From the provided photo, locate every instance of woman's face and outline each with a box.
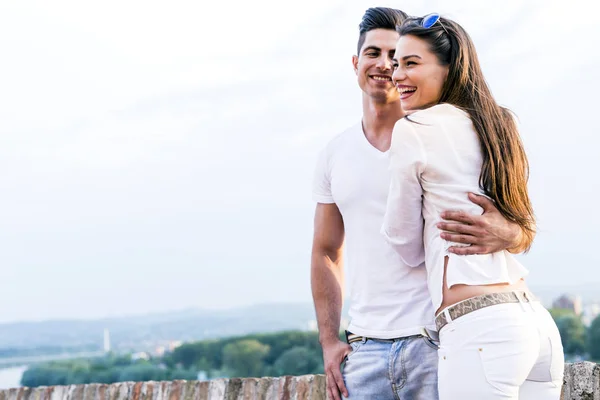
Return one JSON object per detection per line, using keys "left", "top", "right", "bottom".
{"left": 391, "top": 34, "right": 449, "bottom": 111}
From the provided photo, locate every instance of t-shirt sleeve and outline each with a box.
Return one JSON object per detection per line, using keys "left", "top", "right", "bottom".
{"left": 381, "top": 118, "right": 427, "bottom": 267}
{"left": 312, "top": 145, "right": 335, "bottom": 204}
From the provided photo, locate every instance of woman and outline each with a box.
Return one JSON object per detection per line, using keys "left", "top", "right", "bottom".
{"left": 381, "top": 14, "right": 564, "bottom": 399}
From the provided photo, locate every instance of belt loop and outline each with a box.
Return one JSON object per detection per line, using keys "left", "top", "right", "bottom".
{"left": 514, "top": 290, "right": 528, "bottom": 312}
{"left": 523, "top": 291, "right": 536, "bottom": 312}
{"left": 443, "top": 309, "right": 453, "bottom": 325}
{"left": 361, "top": 336, "right": 367, "bottom": 344}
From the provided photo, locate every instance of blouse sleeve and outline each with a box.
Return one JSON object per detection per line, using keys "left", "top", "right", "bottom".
{"left": 381, "top": 118, "right": 428, "bottom": 267}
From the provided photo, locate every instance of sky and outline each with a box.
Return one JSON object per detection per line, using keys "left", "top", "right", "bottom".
{"left": 1, "top": 0, "right": 599, "bottom": 323}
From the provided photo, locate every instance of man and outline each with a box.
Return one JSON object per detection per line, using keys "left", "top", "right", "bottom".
{"left": 311, "top": 7, "right": 530, "bottom": 400}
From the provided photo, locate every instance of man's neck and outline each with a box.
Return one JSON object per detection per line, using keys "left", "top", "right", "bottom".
{"left": 361, "top": 95, "right": 405, "bottom": 152}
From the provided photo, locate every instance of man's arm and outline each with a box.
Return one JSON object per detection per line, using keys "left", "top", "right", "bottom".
{"left": 436, "top": 193, "right": 533, "bottom": 255}
{"left": 311, "top": 202, "right": 351, "bottom": 400}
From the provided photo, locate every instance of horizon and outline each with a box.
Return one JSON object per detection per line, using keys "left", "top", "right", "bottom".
{"left": 2, "top": 280, "right": 600, "bottom": 325}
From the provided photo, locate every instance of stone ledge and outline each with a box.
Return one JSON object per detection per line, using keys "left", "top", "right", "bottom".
{"left": 562, "top": 361, "right": 600, "bottom": 400}
{"left": 0, "top": 375, "right": 326, "bottom": 400}
{"left": 0, "top": 362, "right": 597, "bottom": 400}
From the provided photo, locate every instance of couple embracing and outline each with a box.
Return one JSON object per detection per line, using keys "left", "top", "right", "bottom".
{"left": 311, "top": 7, "right": 564, "bottom": 400}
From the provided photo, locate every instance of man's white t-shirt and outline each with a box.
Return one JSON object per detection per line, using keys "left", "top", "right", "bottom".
{"left": 313, "top": 122, "right": 435, "bottom": 339}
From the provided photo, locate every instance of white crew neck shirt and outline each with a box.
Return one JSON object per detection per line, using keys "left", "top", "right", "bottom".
{"left": 381, "top": 104, "right": 529, "bottom": 312}
{"left": 313, "top": 122, "right": 435, "bottom": 339}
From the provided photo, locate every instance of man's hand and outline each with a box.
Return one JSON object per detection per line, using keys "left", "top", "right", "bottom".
{"left": 322, "top": 339, "right": 352, "bottom": 400}
{"left": 436, "top": 193, "right": 523, "bottom": 255}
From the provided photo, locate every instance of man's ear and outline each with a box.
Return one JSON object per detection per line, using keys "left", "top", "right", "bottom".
{"left": 352, "top": 55, "right": 359, "bottom": 75}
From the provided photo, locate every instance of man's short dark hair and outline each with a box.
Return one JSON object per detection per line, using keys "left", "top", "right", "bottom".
{"left": 357, "top": 7, "right": 409, "bottom": 54}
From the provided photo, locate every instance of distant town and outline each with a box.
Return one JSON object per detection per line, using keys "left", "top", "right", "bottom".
{"left": 552, "top": 294, "right": 600, "bottom": 327}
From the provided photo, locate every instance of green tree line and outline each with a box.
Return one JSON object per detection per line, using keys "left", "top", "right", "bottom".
{"left": 20, "top": 312, "right": 600, "bottom": 387}
{"left": 20, "top": 354, "right": 198, "bottom": 387}
{"left": 21, "top": 331, "right": 325, "bottom": 387}
{"left": 164, "top": 330, "right": 324, "bottom": 378}
{"left": 550, "top": 308, "right": 600, "bottom": 361}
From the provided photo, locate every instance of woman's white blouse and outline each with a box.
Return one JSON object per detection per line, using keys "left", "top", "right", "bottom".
{"left": 381, "top": 104, "right": 529, "bottom": 312}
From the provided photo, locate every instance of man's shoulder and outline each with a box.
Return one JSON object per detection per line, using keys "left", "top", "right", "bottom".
{"left": 322, "top": 122, "right": 362, "bottom": 153}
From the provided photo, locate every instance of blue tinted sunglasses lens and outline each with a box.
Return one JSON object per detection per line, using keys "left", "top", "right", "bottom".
{"left": 422, "top": 13, "right": 440, "bottom": 29}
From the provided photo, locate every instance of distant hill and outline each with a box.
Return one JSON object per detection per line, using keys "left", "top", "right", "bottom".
{"left": 0, "top": 303, "right": 320, "bottom": 354}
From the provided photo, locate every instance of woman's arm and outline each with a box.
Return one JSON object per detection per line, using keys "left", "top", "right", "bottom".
{"left": 381, "top": 120, "right": 427, "bottom": 267}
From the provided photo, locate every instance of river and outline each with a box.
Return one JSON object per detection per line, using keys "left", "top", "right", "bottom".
{"left": 0, "top": 366, "right": 27, "bottom": 390}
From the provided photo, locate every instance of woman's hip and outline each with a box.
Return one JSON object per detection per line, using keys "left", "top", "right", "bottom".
{"left": 437, "top": 300, "right": 564, "bottom": 398}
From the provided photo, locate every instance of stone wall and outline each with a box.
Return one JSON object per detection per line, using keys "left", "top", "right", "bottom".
{"left": 0, "top": 362, "right": 597, "bottom": 400}
{"left": 562, "top": 362, "right": 600, "bottom": 400}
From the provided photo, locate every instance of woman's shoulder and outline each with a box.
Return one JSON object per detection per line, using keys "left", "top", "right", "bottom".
{"left": 407, "top": 103, "right": 468, "bottom": 121}
{"left": 394, "top": 104, "right": 473, "bottom": 144}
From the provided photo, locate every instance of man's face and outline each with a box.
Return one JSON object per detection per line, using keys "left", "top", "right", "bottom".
{"left": 352, "top": 29, "right": 400, "bottom": 103}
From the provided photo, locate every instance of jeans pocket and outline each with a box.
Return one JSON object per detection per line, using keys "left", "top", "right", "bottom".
{"left": 438, "top": 348, "right": 498, "bottom": 399}
{"left": 477, "top": 348, "right": 511, "bottom": 395}
{"left": 548, "top": 332, "right": 565, "bottom": 385}
{"left": 421, "top": 335, "right": 440, "bottom": 350}
{"left": 477, "top": 344, "right": 538, "bottom": 396}
{"left": 346, "top": 340, "right": 366, "bottom": 361}
{"left": 537, "top": 306, "right": 565, "bottom": 386}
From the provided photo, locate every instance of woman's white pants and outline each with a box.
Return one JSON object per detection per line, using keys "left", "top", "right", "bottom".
{"left": 438, "top": 301, "right": 564, "bottom": 399}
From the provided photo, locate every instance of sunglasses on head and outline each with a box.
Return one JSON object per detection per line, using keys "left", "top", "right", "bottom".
{"left": 421, "top": 13, "right": 441, "bottom": 28}
{"left": 420, "top": 13, "right": 449, "bottom": 35}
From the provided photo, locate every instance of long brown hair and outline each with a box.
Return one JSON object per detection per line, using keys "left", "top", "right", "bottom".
{"left": 398, "top": 16, "right": 536, "bottom": 250}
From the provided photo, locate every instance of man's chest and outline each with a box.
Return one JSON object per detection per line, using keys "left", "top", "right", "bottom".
{"left": 329, "top": 151, "right": 390, "bottom": 212}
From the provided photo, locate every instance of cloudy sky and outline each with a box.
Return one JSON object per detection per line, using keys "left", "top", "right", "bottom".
{"left": 0, "top": 0, "right": 598, "bottom": 323}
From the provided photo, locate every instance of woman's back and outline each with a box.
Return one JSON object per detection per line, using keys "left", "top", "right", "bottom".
{"left": 382, "top": 103, "right": 529, "bottom": 313}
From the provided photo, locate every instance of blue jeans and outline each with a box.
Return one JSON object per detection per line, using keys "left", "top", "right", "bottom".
{"left": 342, "top": 335, "right": 439, "bottom": 399}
